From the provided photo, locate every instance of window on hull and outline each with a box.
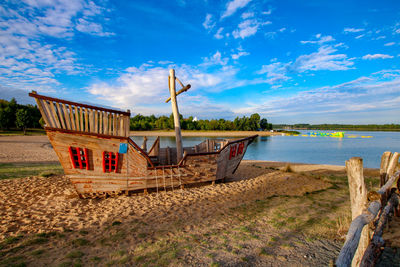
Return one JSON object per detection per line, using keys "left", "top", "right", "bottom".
{"left": 102, "top": 151, "right": 119, "bottom": 173}
{"left": 69, "top": 147, "right": 89, "bottom": 170}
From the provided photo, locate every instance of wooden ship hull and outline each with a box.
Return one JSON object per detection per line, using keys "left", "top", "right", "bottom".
{"left": 30, "top": 91, "right": 257, "bottom": 197}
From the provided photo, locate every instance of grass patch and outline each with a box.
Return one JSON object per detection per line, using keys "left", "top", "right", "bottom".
{"left": 90, "top": 256, "right": 102, "bottom": 262}
{"left": 79, "top": 230, "right": 89, "bottom": 235}
{"left": 0, "top": 129, "right": 45, "bottom": 136}
{"left": 66, "top": 250, "right": 84, "bottom": 259}
{"left": 31, "top": 249, "right": 45, "bottom": 256}
{"left": 23, "top": 237, "right": 49, "bottom": 246}
{"left": 0, "top": 255, "right": 26, "bottom": 267}
{"left": 282, "top": 163, "right": 294, "bottom": 172}
{"left": 71, "top": 238, "right": 90, "bottom": 247}
{"left": 0, "top": 163, "right": 63, "bottom": 180}
{"left": 3, "top": 235, "right": 23, "bottom": 245}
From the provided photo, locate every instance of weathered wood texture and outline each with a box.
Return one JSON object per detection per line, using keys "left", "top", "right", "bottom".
{"left": 30, "top": 91, "right": 131, "bottom": 137}
{"left": 47, "top": 131, "right": 128, "bottom": 176}
{"left": 336, "top": 153, "right": 400, "bottom": 267}
{"left": 148, "top": 137, "right": 160, "bottom": 157}
{"left": 347, "top": 157, "right": 368, "bottom": 220}
{"left": 345, "top": 157, "right": 369, "bottom": 267}
{"left": 168, "top": 69, "right": 183, "bottom": 163}
{"left": 360, "top": 192, "right": 400, "bottom": 267}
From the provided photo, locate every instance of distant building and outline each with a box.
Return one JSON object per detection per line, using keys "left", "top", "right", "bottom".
{"left": 193, "top": 116, "right": 198, "bottom": 122}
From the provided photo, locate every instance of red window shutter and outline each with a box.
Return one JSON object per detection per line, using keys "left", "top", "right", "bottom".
{"left": 69, "top": 147, "right": 89, "bottom": 170}
{"left": 102, "top": 151, "right": 119, "bottom": 173}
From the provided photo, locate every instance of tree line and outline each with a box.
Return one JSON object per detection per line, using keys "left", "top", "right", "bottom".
{"left": 0, "top": 98, "right": 273, "bottom": 133}
{"left": 274, "top": 124, "right": 400, "bottom": 131}
{"left": 130, "top": 113, "right": 273, "bottom": 131}
{"left": 0, "top": 98, "right": 42, "bottom": 134}
{"left": 2, "top": 98, "right": 398, "bottom": 133}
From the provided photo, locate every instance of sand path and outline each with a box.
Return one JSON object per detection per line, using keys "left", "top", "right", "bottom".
{"left": 0, "top": 163, "right": 332, "bottom": 239}
{"left": 0, "top": 135, "right": 58, "bottom": 163}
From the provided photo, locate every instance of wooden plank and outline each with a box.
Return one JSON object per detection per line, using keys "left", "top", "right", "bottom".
{"left": 34, "top": 98, "right": 50, "bottom": 126}
{"left": 94, "top": 110, "right": 98, "bottom": 133}
{"left": 84, "top": 108, "right": 89, "bottom": 132}
{"left": 55, "top": 102, "right": 66, "bottom": 129}
{"left": 125, "top": 116, "right": 130, "bottom": 137}
{"left": 99, "top": 110, "right": 103, "bottom": 134}
{"left": 68, "top": 105, "right": 76, "bottom": 131}
{"left": 89, "top": 109, "right": 94, "bottom": 133}
{"left": 113, "top": 113, "right": 117, "bottom": 136}
{"left": 49, "top": 101, "right": 61, "bottom": 128}
{"left": 79, "top": 107, "right": 84, "bottom": 132}
{"left": 28, "top": 92, "right": 131, "bottom": 116}
{"left": 108, "top": 113, "right": 112, "bottom": 135}
{"left": 74, "top": 106, "right": 80, "bottom": 131}
{"left": 104, "top": 112, "right": 109, "bottom": 135}
{"left": 42, "top": 100, "right": 56, "bottom": 127}
{"left": 120, "top": 115, "right": 124, "bottom": 137}
{"left": 62, "top": 103, "right": 71, "bottom": 130}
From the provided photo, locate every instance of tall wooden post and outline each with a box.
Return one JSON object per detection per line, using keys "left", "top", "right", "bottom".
{"left": 346, "top": 157, "right": 368, "bottom": 267}
{"left": 169, "top": 69, "right": 183, "bottom": 163}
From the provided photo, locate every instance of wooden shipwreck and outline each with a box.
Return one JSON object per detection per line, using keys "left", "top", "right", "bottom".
{"left": 29, "top": 69, "right": 257, "bottom": 198}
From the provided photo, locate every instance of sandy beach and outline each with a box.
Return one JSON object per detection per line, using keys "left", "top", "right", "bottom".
{"left": 0, "top": 134, "right": 385, "bottom": 266}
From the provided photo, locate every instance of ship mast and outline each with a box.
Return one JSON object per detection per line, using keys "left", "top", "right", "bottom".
{"left": 166, "top": 69, "right": 191, "bottom": 163}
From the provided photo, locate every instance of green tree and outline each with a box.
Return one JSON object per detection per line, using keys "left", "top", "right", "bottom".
{"left": 0, "top": 106, "right": 13, "bottom": 130}
{"left": 260, "top": 118, "right": 272, "bottom": 130}
{"left": 16, "top": 108, "right": 31, "bottom": 135}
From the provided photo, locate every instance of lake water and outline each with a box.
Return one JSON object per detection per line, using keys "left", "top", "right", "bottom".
{"left": 131, "top": 131, "right": 400, "bottom": 169}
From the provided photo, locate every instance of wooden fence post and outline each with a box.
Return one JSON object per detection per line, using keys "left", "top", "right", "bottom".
{"left": 346, "top": 157, "right": 368, "bottom": 267}
{"left": 380, "top": 152, "right": 392, "bottom": 206}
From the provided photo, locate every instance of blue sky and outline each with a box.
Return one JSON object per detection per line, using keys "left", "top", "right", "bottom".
{"left": 0, "top": 0, "right": 399, "bottom": 124}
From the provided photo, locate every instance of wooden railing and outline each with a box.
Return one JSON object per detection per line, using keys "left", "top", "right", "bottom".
{"left": 29, "top": 91, "right": 131, "bottom": 137}
{"left": 336, "top": 152, "right": 400, "bottom": 267}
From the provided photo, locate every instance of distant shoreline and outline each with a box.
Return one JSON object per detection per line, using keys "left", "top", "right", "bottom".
{"left": 129, "top": 130, "right": 280, "bottom": 137}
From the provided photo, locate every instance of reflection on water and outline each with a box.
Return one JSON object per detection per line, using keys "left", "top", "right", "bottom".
{"left": 130, "top": 130, "right": 400, "bottom": 168}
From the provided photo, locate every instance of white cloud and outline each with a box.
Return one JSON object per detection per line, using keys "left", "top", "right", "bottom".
{"left": 293, "top": 46, "right": 354, "bottom": 72}
{"left": 256, "top": 45, "right": 353, "bottom": 86}
{"left": 257, "top": 62, "right": 291, "bottom": 84}
{"left": 201, "top": 51, "right": 229, "bottom": 66}
{"left": 343, "top": 27, "right": 365, "bottom": 33}
{"left": 241, "top": 12, "right": 254, "bottom": 19}
{"left": 362, "top": 54, "right": 394, "bottom": 60}
{"left": 384, "top": 42, "right": 395, "bottom": 46}
{"left": 355, "top": 34, "right": 364, "bottom": 39}
{"left": 300, "top": 34, "right": 335, "bottom": 45}
{"left": 202, "top": 14, "right": 215, "bottom": 30}
{"left": 231, "top": 51, "right": 250, "bottom": 60}
{"left": 221, "top": 0, "right": 252, "bottom": 19}
{"left": 76, "top": 18, "right": 113, "bottom": 37}
{"left": 87, "top": 62, "right": 245, "bottom": 110}
{"left": 214, "top": 27, "right": 224, "bottom": 39}
{"left": 232, "top": 19, "right": 270, "bottom": 39}
{"left": 0, "top": 0, "right": 112, "bottom": 92}
{"left": 262, "top": 9, "right": 272, "bottom": 15}
{"left": 264, "top": 31, "right": 276, "bottom": 39}
{"left": 236, "top": 71, "right": 400, "bottom": 123}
